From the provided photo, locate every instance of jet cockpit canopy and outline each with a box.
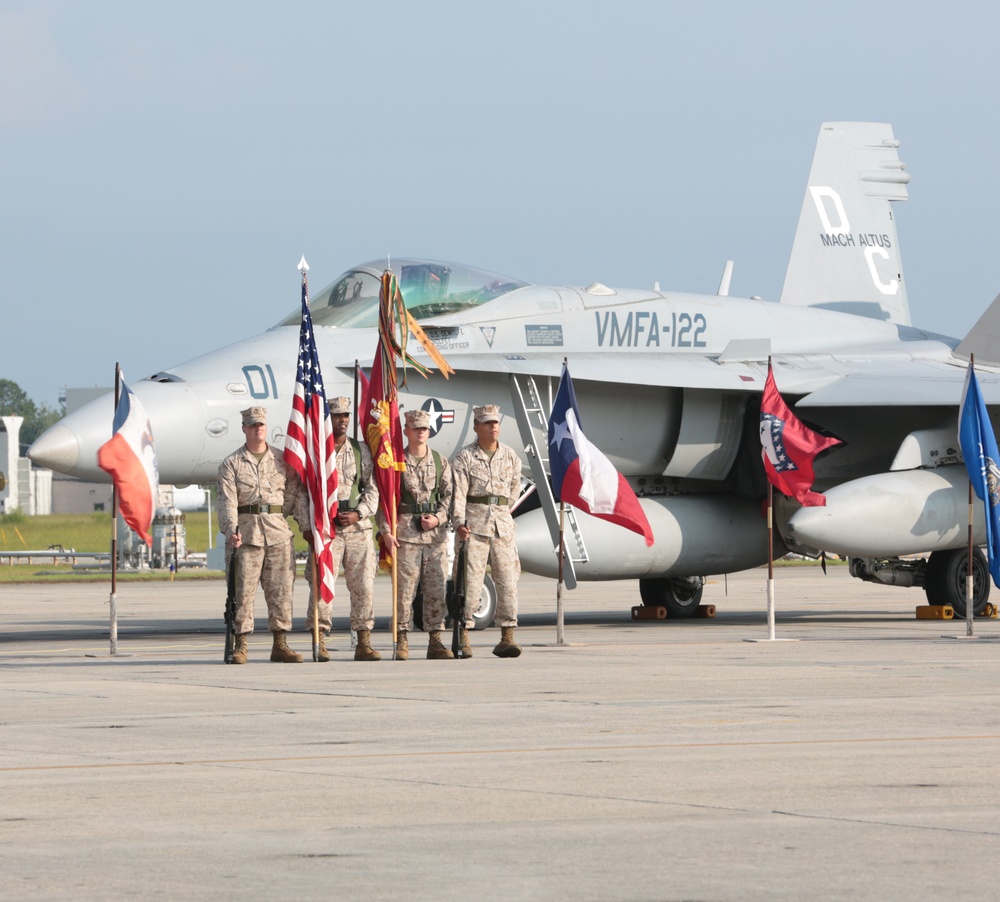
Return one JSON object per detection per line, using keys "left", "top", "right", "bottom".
{"left": 275, "top": 258, "right": 529, "bottom": 330}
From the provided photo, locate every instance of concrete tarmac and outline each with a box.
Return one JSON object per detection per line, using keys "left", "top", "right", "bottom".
{"left": 3, "top": 567, "right": 999, "bottom": 901}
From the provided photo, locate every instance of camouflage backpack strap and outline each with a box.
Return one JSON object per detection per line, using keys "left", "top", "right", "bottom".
{"left": 400, "top": 450, "right": 443, "bottom": 510}
{"left": 347, "top": 437, "right": 363, "bottom": 510}
{"left": 431, "top": 450, "right": 443, "bottom": 510}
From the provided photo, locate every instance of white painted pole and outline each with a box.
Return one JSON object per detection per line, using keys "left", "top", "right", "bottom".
{"left": 767, "top": 578, "right": 776, "bottom": 641}
{"left": 967, "top": 479, "right": 975, "bottom": 638}
{"left": 109, "top": 363, "right": 120, "bottom": 656}
{"left": 767, "top": 481, "right": 776, "bottom": 641}
{"left": 556, "top": 502, "right": 565, "bottom": 646}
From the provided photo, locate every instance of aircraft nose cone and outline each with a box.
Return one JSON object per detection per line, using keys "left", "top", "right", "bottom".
{"left": 28, "top": 425, "right": 81, "bottom": 473}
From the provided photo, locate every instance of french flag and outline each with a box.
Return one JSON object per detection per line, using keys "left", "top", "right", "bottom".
{"left": 548, "top": 363, "right": 654, "bottom": 546}
{"left": 97, "top": 375, "right": 159, "bottom": 546}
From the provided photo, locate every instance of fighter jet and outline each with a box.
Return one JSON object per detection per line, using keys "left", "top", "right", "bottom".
{"left": 30, "top": 122, "right": 1000, "bottom": 619}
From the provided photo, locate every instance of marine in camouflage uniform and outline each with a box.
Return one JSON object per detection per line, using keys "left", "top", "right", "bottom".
{"left": 451, "top": 403, "right": 523, "bottom": 658}
{"left": 304, "top": 396, "right": 381, "bottom": 661}
{"left": 378, "top": 409, "right": 454, "bottom": 660}
{"left": 217, "top": 405, "right": 310, "bottom": 664}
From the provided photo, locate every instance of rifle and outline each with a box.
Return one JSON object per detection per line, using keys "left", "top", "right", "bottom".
{"left": 448, "top": 540, "right": 468, "bottom": 658}
{"left": 223, "top": 528, "right": 239, "bottom": 664}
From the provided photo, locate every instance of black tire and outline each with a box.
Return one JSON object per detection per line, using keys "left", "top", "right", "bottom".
{"left": 469, "top": 573, "right": 497, "bottom": 630}
{"left": 414, "top": 573, "right": 497, "bottom": 631}
{"left": 412, "top": 591, "right": 425, "bottom": 632}
{"left": 639, "top": 576, "right": 705, "bottom": 618}
{"left": 924, "top": 547, "right": 991, "bottom": 618}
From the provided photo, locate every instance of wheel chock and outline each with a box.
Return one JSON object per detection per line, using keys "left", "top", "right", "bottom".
{"left": 694, "top": 604, "right": 716, "bottom": 619}
{"left": 916, "top": 605, "right": 953, "bottom": 620}
{"left": 976, "top": 603, "right": 998, "bottom": 619}
{"left": 631, "top": 605, "right": 666, "bottom": 620}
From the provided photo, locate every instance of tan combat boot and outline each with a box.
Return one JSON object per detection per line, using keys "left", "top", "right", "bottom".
{"left": 354, "top": 629, "right": 382, "bottom": 661}
{"left": 492, "top": 626, "right": 522, "bottom": 658}
{"left": 232, "top": 633, "right": 248, "bottom": 665}
{"left": 395, "top": 630, "right": 409, "bottom": 661}
{"left": 427, "top": 630, "right": 454, "bottom": 660}
{"left": 459, "top": 627, "right": 473, "bottom": 659}
{"left": 316, "top": 633, "right": 330, "bottom": 663}
{"left": 270, "top": 630, "right": 303, "bottom": 663}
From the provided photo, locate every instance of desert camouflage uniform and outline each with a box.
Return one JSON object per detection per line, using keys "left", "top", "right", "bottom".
{"left": 305, "top": 437, "right": 379, "bottom": 632}
{"left": 377, "top": 448, "right": 453, "bottom": 631}
{"left": 218, "top": 445, "right": 308, "bottom": 635}
{"left": 450, "top": 441, "right": 522, "bottom": 628}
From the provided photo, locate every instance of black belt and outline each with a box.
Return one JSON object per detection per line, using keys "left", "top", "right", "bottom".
{"left": 399, "top": 502, "right": 436, "bottom": 514}
{"left": 237, "top": 504, "right": 283, "bottom": 514}
{"left": 467, "top": 495, "right": 508, "bottom": 506}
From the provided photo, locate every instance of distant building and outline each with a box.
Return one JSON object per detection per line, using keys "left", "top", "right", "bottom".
{"left": 0, "top": 416, "right": 52, "bottom": 515}
{"left": 51, "top": 470, "right": 113, "bottom": 514}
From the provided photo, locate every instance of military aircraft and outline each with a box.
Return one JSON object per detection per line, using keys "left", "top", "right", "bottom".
{"left": 30, "top": 122, "right": 1000, "bottom": 621}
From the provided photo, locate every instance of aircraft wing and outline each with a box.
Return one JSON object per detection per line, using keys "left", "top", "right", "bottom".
{"left": 403, "top": 349, "right": 1000, "bottom": 408}
{"left": 795, "top": 363, "right": 996, "bottom": 407}
{"left": 418, "top": 352, "right": 774, "bottom": 392}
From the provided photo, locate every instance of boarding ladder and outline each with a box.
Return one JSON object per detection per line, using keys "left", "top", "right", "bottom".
{"left": 508, "top": 373, "right": 587, "bottom": 589}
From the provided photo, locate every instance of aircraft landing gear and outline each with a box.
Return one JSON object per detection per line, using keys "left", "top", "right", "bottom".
{"left": 639, "top": 576, "right": 705, "bottom": 618}
{"left": 924, "top": 547, "right": 991, "bottom": 618}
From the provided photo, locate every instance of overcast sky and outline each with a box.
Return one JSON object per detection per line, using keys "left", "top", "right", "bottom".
{"left": 3, "top": 1, "right": 999, "bottom": 406}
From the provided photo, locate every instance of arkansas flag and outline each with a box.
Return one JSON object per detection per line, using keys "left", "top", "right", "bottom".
{"left": 97, "top": 374, "right": 159, "bottom": 545}
{"left": 759, "top": 365, "right": 841, "bottom": 507}
{"left": 548, "top": 363, "right": 654, "bottom": 546}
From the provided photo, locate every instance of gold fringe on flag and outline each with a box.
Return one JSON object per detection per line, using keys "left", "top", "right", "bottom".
{"left": 380, "top": 270, "right": 455, "bottom": 387}
{"left": 407, "top": 311, "right": 455, "bottom": 379}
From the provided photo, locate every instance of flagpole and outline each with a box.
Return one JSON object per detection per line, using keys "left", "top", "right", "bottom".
{"left": 765, "top": 356, "right": 776, "bottom": 642}
{"left": 767, "top": 481, "right": 776, "bottom": 641}
{"left": 109, "top": 362, "right": 120, "bottom": 656}
{"left": 966, "top": 353, "right": 976, "bottom": 638}
{"left": 556, "top": 501, "right": 565, "bottom": 645}
{"left": 302, "top": 260, "right": 321, "bottom": 663}
{"left": 391, "top": 504, "right": 399, "bottom": 658}
{"left": 967, "top": 479, "right": 975, "bottom": 637}
{"left": 286, "top": 256, "right": 338, "bottom": 662}
{"left": 386, "top": 292, "right": 398, "bottom": 657}
{"left": 312, "top": 553, "right": 320, "bottom": 661}
{"left": 556, "top": 360, "right": 566, "bottom": 647}
{"left": 353, "top": 359, "right": 359, "bottom": 443}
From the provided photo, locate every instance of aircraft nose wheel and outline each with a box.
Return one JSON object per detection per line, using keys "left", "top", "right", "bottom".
{"left": 639, "top": 576, "right": 706, "bottom": 618}
{"left": 923, "top": 547, "right": 991, "bottom": 618}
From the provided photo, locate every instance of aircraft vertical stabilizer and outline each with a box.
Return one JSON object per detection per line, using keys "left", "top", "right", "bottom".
{"left": 955, "top": 292, "right": 1000, "bottom": 366}
{"left": 780, "top": 122, "right": 910, "bottom": 325}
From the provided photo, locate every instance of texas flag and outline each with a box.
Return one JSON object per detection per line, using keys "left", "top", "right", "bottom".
{"left": 548, "top": 363, "right": 654, "bottom": 546}
{"left": 97, "top": 375, "right": 159, "bottom": 545}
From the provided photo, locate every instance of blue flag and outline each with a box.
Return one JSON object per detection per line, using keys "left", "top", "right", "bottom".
{"left": 958, "top": 362, "right": 1000, "bottom": 588}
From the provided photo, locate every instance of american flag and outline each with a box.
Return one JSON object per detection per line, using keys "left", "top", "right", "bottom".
{"left": 284, "top": 262, "right": 338, "bottom": 603}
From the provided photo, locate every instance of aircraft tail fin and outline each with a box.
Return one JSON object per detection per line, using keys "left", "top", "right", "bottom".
{"left": 955, "top": 292, "right": 1000, "bottom": 366}
{"left": 780, "top": 122, "right": 910, "bottom": 325}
